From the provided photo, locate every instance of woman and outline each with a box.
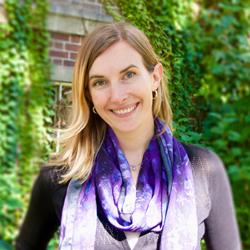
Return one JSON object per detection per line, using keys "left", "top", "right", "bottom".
{"left": 16, "top": 23, "right": 241, "bottom": 250}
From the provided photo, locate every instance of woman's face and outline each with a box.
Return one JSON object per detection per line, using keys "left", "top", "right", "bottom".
{"left": 88, "top": 41, "right": 162, "bottom": 136}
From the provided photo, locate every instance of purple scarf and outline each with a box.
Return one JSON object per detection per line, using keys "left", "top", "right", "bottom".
{"left": 59, "top": 119, "right": 197, "bottom": 249}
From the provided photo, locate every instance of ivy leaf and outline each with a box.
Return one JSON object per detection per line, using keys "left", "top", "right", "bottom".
{"left": 0, "top": 240, "right": 12, "bottom": 250}
{"left": 231, "top": 148, "right": 242, "bottom": 156}
{"left": 228, "top": 131, "right": 242, "bottom": 141}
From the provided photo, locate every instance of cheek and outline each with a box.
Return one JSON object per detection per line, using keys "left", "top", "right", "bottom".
{"left": 135, "top": 82, "right": 153, "bottom": 104}
{"left": 146, "top": 94, "right": 153, "bottom": 107}
{"left": 142, "top": 88, "right": 154, "bottom": 108}
{"left": 91, "top": 92, "right": 106, "bottom": 109}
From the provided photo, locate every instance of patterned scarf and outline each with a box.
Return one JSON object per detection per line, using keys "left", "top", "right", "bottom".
{"left": 59, "top": 119, "right": 197, "bottom": 249}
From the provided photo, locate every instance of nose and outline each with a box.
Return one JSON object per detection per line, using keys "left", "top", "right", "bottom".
{"left": 110, "top": 82, "right": 128, "bottom": 104}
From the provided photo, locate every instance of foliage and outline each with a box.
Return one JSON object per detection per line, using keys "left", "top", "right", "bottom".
{"left": 0, "top": 240, "right": 12, "bottom": 250}
{"left": 103, "top": 0, "right": 250, "bottom": 248}
{"left": 190, "top": 2, "right": 250, "bottom": 247}
{"left": 47, "top": 230, "right": 59, "bottom": 250}
{"left": 1, "top": 0, "right": 249, "bottom": 248}
{"left": 0, "top": 0, "right": 53, "bottom": 246}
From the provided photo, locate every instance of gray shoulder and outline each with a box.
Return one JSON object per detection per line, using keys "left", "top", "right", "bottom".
{"left": 180, "top": 142, "right": 224, "bottom": 179}
{"left": 180, "top": 143, "right": 241, "bottom": 249}
{"left": 180, "top": 142, "right": 226, "bottom": 225}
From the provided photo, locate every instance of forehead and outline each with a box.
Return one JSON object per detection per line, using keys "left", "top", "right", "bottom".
{"left": 89, "top": 41, "right": 144, "bottom": 75}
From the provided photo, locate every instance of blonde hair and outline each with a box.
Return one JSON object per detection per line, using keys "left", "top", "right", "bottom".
{"left": 49, "top": 22, "right": 172, "bottom": 183}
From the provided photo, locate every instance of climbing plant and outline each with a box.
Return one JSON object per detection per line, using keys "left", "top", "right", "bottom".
{"left": 1, "top": 0, "right": 249, "bottom": 248}
{"left": 0, "top": 0, "right": 53, "bottom": 245}
{"left": 103, "top": 0, "right": 250, "bottom": 248}
{"left": 191, "top": 2, "right": 250, "bottom": 247}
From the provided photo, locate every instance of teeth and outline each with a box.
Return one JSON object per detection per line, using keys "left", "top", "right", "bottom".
{"left": 113, "top": 104, "right": 137, "bottom": 114}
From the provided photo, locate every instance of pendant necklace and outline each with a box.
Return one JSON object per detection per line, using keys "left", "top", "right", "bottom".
{"left": 130, "top": 162, "right": 142, "bottom": 171}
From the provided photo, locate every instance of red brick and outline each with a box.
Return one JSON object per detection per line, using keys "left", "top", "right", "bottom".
{"left": 49, "top": 41, "right": 53, "bottom": 47}
{"left": 64, "top": 60, "right": 75, "bottom": 67}
{"left": 70, "top": 52, "right": 77, "bottom": 60}
{"left": 54, "top": 42, "right": 63, "bottom": 49}
{"left": 50, "top": 50, "right": 68, "bottom": 58}
{"left": 71, "top": 36, "right": 80, "bottom": 43}
{"left": 51, "top": 33, "right": 69, "bottom": 41}
{"left": 53, "top": 59, "right": 62, "bottom": 66}
{"left": 65, "top": 43, "right": 80, "bottom": 52}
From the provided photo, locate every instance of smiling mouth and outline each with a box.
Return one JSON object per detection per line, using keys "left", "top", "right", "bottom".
{"left": 112, "top": 104, "right": 138, "bottom": 115}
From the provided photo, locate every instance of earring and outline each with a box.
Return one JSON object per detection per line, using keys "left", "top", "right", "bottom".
{"left": 93, "top": 107, "right": 97, "bottom": 114}
{"left": 152, "top": 90, "right": 158, "bottom": 100}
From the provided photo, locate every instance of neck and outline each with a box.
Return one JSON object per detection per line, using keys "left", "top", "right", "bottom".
{"left": 111, "top": 120, "right": 155, "bottom": 186}
{"left": 114, "top": 121, "right": 155, "bottom": 164}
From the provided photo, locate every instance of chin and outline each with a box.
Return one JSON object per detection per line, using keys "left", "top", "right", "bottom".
{"left": 111, "top": 122, "right": 140, "bottom": 134}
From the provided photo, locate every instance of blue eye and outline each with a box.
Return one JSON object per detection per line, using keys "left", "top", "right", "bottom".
{"left": 124, "top": 72, "right": 135, "bottom": 79}
{"left": 94, "top": 80, "right": 105, "bottom": 86}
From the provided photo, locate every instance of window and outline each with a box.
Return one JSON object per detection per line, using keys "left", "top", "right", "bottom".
{"left": 52, "top": 81, "right": 72, "bottom": 152}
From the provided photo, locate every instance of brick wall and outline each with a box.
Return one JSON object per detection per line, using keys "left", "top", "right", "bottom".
{"left": 48, "top": 0, "right": 113, "bottom": 81}
{"left": 49, "top": 32, "right": 83, "bottom": 68}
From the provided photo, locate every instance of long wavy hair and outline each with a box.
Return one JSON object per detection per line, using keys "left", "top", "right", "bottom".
{"left": 49, "top": 22, "right": 172, "bottom": 183}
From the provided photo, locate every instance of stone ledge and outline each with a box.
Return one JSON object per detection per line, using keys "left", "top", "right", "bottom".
{"left": 48, "top": 14, "right": 106, "bottom": 36}
{"left": 48, "top": 5, "right": 113, "bottom": 36}
{"left": 51, "top": 66, "right": 74, "bottom": 82}
{"left": 49, "top": 4, "right": 113, "bottom": 22}
{"left": 0, "top": 3, "right": 113, "bottom": 33}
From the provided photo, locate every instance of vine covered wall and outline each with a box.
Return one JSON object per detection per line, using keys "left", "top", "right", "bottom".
{"left": 0, "top": 0, "right": 53, "bottom": 246}
{"left": 0, "top": 0, "right": 249, "bottom": 248}
{"left": 104, "top": 0, "right": 250, "bottom": 248}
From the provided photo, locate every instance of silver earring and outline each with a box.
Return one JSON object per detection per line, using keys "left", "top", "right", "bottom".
{"left": 152, "top": 90, "right": 158, "bottom": 100}
{"left": 93, "top": 107, "right": 97, "bottom": 114}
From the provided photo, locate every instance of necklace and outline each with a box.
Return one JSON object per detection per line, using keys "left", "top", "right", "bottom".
{"left": 130, "top": 162, "right": 142, "bottom": 171}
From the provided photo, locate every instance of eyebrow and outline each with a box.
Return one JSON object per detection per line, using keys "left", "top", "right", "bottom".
{"left": 89, "top": 64, "right": 138, "bottom": 82}
{"left": 120, "top": 64, "right": 138, "bottom": 73}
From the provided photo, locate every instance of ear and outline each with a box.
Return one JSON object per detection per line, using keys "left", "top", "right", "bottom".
{"left": 151, "top": 63, "right": 163, "bottom": 91}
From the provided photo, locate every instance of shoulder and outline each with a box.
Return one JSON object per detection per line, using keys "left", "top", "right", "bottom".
{"left": 180, "top": 142, "right": 228, "bottom": 222}
{"left": 39, "top": 165, "right": 64, "bottom": 188}
{"left": 180, "top": 143, "right": 233, "bottom": 201}
{"left": 180, "top": 142, "right": 221, "bottom": 165}
{"left": 180, "top": 142, "right": 224, "bottom": 181}
{"left": 180, "top": 142, "right": 226, "bottom": 190}
{"left": 180, "top": 145, "right": 241, "bottom": 249}
{"left": 15, "top": 166, "right": 68, "bottom": 249}
{"left": 38, "top": 166, "right": 69, "bottom": 220}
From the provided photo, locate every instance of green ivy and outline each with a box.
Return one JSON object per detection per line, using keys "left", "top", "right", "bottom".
{"left": 192, "top": 2, "right": 250, "bottom": 247}
{"left": 1, "top": 0, "right": 249, "bottom": 248}
{"left": 0, "top": 0, "right": 53, "bottom": 245}
{"left": 103, "top": 0, "right": 250, "bottom": 248}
